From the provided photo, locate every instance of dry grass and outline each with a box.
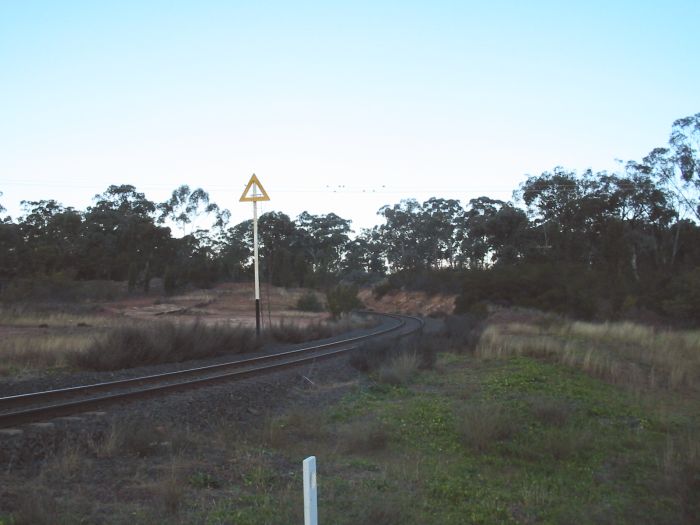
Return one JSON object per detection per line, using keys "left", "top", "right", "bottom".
{"left": 10, "top": 488, "right": 58, "bottom": 525}
{"left": 528, "top": 396, "right": 574, "bottom": 427}
{"left": 262, "top": 408, "right": 323, "bottom": 448}
{"left": 69, "top": 319, "right": 260, "bottom": 371}
{"left": 378, "top": 351, "right": 420, "bottom": 385}
{"left": 152, "top": 461, "right": 187, "bottom": 515}
{"left": 0, "top": 333, "right": 94, "bottom": 373}
{"left": 267, "top": 315, "right": 376, "bottom": 344}
{"left": 456, "top": 402, "right": 520, "bottom": 451}
{"left": 337, "top": 420, "right": 389, "bottom": 453}
{"left": 477, "top": 320, "right": 700, "bottom": 389}
{"left": 659, "top": 431, "right": 700, "bottom": 516}
{"left": 91, "top": 418, "right": 164, "bottom": 458}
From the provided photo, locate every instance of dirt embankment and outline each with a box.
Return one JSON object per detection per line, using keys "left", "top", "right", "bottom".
{"left": 358, "top": 288, "right": 456, "bottom": 317}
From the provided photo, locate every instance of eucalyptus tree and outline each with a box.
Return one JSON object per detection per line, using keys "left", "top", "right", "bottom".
{"left": 82, "top": 185, "right": 167, "bottom": 290}
{"left": 342, "top": 227, "right": 387, "bottom": 276}
{"left": 296, "top": 212, "right": 352, "bottom": 279}
{"left": 377, "top": 199, "right": 424, "bottom": 271}
{"left": 420, "top": 197, "right": 463, "bottom": 269}
{"left": 456, "top": 197, "right": 504, "bottom": 269}
{"left": 158, "top": 185, "right": 224, "bottom": 235}
{"left": 258, "top": 211, "right": 308, "bottom": 287}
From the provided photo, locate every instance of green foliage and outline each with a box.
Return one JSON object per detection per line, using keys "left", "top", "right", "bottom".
{"left": 326, "top": 284, "right": 362, "bottom": 318}
{"left": 1, "top": 113, "right": 700, "bottom": 324}
{"left": 295, "top": 291, "right": 324, "bottom": 312}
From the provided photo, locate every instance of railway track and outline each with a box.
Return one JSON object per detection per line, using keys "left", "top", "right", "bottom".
{"left": 0, "top": 312, "right": 423, "bottom": 429}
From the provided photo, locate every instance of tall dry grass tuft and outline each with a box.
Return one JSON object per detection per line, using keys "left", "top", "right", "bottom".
{"left": 456, "top": 403, "right": 519, "bottom": 451}
{"left": 267, "top": 315, "right": 376, "bottom": 344}
{"left": 659, "top": 432, "right": 700, "bottom": 518}
{"left": 11, "top": 488, "right": 58, "bottom": 525}
{"left": 91, "top": 418, "right": 163, "bottom": 457}
{"left": 378, "top": 351, "right": 420, "bottom": 385}
{"left": 0, "top": 333, "right": 93, "bottom": 373}
{"left": 477, "top": 320, "right": 700, "bottom": 390}
{"left": 70, "top": 319, "right": 260, "bottom": 371}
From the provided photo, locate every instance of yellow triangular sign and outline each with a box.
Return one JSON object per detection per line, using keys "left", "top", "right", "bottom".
{"left": 239, "top": 174, "right": 270, "bottom": 202}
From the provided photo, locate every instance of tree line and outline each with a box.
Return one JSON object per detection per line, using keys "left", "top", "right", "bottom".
{"left": 1, "top": 113, "right": 698, "bottom": 322}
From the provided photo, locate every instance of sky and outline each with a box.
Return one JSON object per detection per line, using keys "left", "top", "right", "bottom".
{"left": 1, "top": 1, "right": 699, "bottom": 233}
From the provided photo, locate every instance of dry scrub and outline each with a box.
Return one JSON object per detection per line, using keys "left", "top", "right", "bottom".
{"left": 477, "top": 320, "right": 700, "bottom": 389}
{"left": 70, "top": 320, "right": 260, "bottom": 371}
{"left": 266, "top": 315, "right": 376, "bottom": 344}
{"left": 0, "top": 333, "right": 93, "bottom": 374}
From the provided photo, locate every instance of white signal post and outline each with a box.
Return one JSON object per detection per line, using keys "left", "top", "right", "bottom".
{"left": 239, "top": 174, "right": 270, "bottom": 337}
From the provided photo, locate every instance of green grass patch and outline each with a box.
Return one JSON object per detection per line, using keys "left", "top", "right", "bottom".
{"left": 4, "top": 340, "right": 697, "bottom": 524}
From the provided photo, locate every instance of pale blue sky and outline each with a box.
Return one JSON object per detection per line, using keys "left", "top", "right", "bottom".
{"left": 2, "top": 1, "right": 698, "bottom": 231}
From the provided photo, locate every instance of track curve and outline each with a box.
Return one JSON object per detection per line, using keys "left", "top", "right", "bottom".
{"left": 0, "top": 311, "right": 423, "bottom": 429}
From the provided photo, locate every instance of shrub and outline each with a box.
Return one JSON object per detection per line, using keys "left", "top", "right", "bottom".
{"left": 296, "top": 291, "right": 324, "bottom": 312}
{"left": 378, "top": 351, "right": 420, "bottom": 385}
{"left": 326, "top": 285, "right": 363, "bottom": 319}
{"left": 444, "top": 314, "right": 483, "bottom": 352}
{"left": 457, "top": 403, "right": 519, "bottom": 451}
{"left": 349, "top": 340, "right": 396, "bottom": 373}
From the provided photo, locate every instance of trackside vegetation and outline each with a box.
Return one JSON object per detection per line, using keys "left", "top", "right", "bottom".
{"left": 1, "top": 316, "right": 697, "bottom": 524}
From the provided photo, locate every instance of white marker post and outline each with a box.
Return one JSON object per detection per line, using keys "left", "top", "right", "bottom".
{"left": 239, "top": 174, "right": 270, "bottom": 337}
{"left": 303, "top": 456, "right": 318, "bottom": 525}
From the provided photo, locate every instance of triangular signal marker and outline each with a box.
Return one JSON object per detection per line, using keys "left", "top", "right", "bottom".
{"left": 239, "top": 174, "right": 271, "bottom": 202}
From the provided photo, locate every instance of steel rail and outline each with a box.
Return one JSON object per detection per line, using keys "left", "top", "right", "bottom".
{"left": 0, "top": 312, "right": 402, "bottom": 411}
{"left": 0, "top": 312, "right": 423, "bottom": 428}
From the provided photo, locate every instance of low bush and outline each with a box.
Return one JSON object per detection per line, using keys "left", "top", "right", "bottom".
{"left": 378, "top": 351, "right": 420, "bottom": 385}
{"left": 338, "top": 420, "right": 389, "bottom": 453}
{"left": 528, "top": 396, "right": 574, "bottom": 427}
{"left": 349, "top": 340, "right": 396, "bottom": 373}
{"left": 456, "top": 403, "right": 519, "bottom": 451}
{"left": 295, "top": 291, "right": 324, "bottom": 312}
{"left": 326, "top": 284, "right": 363, "bottom": 319}
{"left": 444, "top": 313, "right": 483, "bottom": 352}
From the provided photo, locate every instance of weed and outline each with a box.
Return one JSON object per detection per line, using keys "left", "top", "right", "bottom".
{"left": 378, "top": 351, "right": 420, "bottom": 385}
{"left": 40, "top": 444, "right": 89, "bottom": 484}
{"left": 11, "top": 488, "right": 57, "bottom": 525}
{"left": 528, "top": 396, "right": 574, "bottom": 426}
{"left": 538, "top": 425, "right": 594, "bottom": 461}
{"left": 338, "top": 420, "right": 389, "bottom": 453}
{"left": 349, "top": 340, "right": 396, "bottom": 373}
{"left": 188, "top": 471, "right": 220, "bottom": 489}
{"left": 263, "top": 408, "right": 323, "bottom": 448}
{"left": 154, "top": 470, "right": 185, "bottom": 515}
{"left": 456, "top": 402, "right": 519, "bottom": 451}
{"left": 659, "top": 432, "right": 700, "bottom": 519}
{"left": 93, "top": 418, "right": 163, "bottom": 457}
